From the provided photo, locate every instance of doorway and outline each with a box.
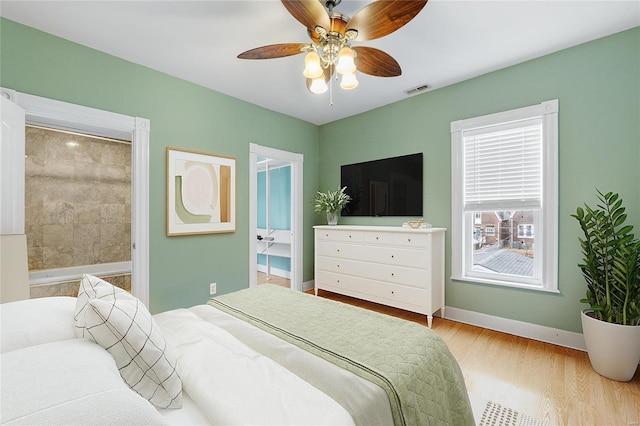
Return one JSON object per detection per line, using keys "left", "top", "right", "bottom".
{"left": 249, "top": 144, "right": 303, "bottom": 291}
{"left": 24, "top": 126, "right": 133, "bottom": 296}
{"left": 0, "top": 88, "right": 150, "bottom": 306}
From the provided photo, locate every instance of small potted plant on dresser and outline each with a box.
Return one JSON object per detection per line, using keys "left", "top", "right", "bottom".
{"left": 313, "top": 187, "right": 351, "bottom": 226}
{"left": 572, "top": 189, "right": 640, "bottom": 381}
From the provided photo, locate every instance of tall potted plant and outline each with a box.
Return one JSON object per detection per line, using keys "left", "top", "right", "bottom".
{"left": 313, "top": 187, "right": 351, "bottom": 225}
{"left": 572, "top": 189, "right": 640, "bottom": 381}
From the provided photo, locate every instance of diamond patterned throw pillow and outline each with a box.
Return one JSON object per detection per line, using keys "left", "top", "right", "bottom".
{"left": 74, "top": 274, "right": 182, "bottom": 409}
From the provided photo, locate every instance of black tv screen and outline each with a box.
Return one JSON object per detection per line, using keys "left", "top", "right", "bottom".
{"left": 341, "top": 153, "right": 423, "bottom": 217}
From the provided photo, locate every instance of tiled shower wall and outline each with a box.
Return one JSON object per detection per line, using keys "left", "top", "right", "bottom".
{"left": 25, "top": 126, "right": 131, "bottom": 297}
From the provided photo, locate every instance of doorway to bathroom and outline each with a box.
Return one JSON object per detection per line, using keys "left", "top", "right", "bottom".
{"left": 24, "top": 125, "right": 133, "bottom": 297}
{"left": 1, "top": 88, "right": 150, "bottom": 305}
{"left": 248, "top": 144, "right": 303, "bottom": 291}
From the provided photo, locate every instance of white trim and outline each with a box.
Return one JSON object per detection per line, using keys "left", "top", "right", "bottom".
{"left": 132, "top": 117, "right": 150, "bottom": 307}
{"left": 1, "top": 88, "right": 150, "bottom": 306}
{"left": 450, "top": 99, "right": 559, "bottom": 292}
{"left": 302, "top": 279, "right": 314, "bottom": 293}
{"left": 444, "top": 306, "right": 586, "bottom": 351}
{"left": 0, "top": 91, "right": 25, "bottom": 234}
{"left": 249, "top": 143, "right": 304, "bottom": 292}
{"left": 256, "top": 264, "right": 291, "bottom": 280}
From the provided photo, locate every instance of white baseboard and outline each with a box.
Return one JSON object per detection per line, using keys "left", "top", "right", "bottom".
{"left": 443, "top": 306, "right": 586, "bottom": 352}
{"left": 307, "top": 280, "right": 587, "bottom": 352}
{"left": 256, "top": 264, "right": 291, "bottom": 280}
{"left": 302, "top": 279, "right": 314, "bottom": 293}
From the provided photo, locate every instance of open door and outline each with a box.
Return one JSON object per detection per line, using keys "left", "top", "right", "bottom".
{"left": 1, "top": 94, "right": 26, "bottom": 235}
{"left": 249, "top": 144, "right": 303, "bottom": 291}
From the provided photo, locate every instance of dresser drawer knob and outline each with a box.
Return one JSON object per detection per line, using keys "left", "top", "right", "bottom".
{"left": 391, "top": 255, "right": 395, "bottom": 259}
{"left": 407, "top": 238, "right": 411, "bottom": 242}
{"left": 325, "top": 233, "right": 329, "bottom": 237}
{"left": 376, "top": 236, "right": 379, "bottom": 240}
{"left": 391, "top": 273, "right": 395, "bottom": 277}
{"left": 336, "top": 249, "right": 340, "bottom": 253}
{"left": 391, "top": 290, "right": 395, "bottom": 294}
{"left": 337, "top": 264, "right": 340, "bottom": 268}
{"left": 337, "top": 279, "right": 340, "bottom": 283}
{"left": 348, "top": 235, "right": 352, "bottom": 238}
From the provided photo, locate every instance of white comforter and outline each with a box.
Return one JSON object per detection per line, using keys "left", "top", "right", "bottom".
{"left": 154, "top": 308, "right": 355, "bottom": 425}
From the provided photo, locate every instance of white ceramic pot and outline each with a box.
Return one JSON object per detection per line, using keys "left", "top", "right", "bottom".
{"left": 581, "top": 309, "right": 640, "bottom": 381}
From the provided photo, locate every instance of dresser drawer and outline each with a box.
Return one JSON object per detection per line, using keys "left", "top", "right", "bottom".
{"left": 316, "top": 241, "right": 363, "bottom": 260}
{"left": 316, "top": 256, "right": 363, "bottom": 276}
{"left": 363, "top": 280, "right": 431, "bottom": 311}
{"left": 362, "top": 231, "right": 394, "bottom": 245}
{"left": 364, "top": 263, "right": 428, "bottom": 289}
{"left": 363, "top": 245, "right": 429, "bottom": 269}
{"left": 393, "top": 232, "right": 431, "bottom": 248}
{"left": 315, "top": 270, "right": 364, "bottom": 289}
{"left": 316, "top": 229, "right": 363, "bottom": 243}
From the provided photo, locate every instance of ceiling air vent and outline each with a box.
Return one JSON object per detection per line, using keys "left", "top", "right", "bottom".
{"left": 404, "top": 84, "right": 430, "bottom": 96}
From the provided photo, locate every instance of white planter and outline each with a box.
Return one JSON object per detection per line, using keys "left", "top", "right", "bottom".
{"left": 581, "top": 309, "right": 640, "bottom": 381}
{"left": 326, "top": 211, "right": 338, "bottom": 226}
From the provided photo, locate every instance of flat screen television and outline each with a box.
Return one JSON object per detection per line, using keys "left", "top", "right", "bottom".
{"left": 340, "top": 153, "right": 423, "bottom": 217}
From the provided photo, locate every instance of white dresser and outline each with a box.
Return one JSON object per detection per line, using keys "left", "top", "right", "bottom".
{"left": 314, "top": 225, "right": 446, "bottom": 327}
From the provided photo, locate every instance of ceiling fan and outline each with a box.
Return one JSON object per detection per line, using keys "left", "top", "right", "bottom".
{"left": 238, "top": 0, "right": 428, "bottom": 95}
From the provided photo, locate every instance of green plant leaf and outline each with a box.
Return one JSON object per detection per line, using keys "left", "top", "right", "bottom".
{"left": 572, "top": 189, "right": 640, "bottom": 325}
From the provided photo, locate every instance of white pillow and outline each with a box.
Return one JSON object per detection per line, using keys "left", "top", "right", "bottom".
{"left": 1, "top": 296, "right": 76, "bottom": 353}
{"left": 0, "top": 339, "right": 167, "bottom": 425}
{"left": 74, "top": 274, "right": 182, "bottom": 409}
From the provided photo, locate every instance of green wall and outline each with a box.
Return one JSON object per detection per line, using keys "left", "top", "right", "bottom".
{"left": 2, "top": 17, "right": 638, "bottom": 333}
{"left": 318, "top": 27, "right": 640, "bottom": 333}
{"left": 0, "top": 18, "right": 320, "bottom": 313}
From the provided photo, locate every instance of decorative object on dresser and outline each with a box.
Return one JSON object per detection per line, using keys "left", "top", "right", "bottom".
{"left": 312, "top": 186, "right": 351, "bottom": 226}
{"left": 314, "top": 225, "right": 446, "bottom": 327}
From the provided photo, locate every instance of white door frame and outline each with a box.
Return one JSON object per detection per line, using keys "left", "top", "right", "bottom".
{"left": 0, "top": 88, "right": 150, "bottom": 306}
{"left": 249, "top": 143, "right": 303, "bottom": 291}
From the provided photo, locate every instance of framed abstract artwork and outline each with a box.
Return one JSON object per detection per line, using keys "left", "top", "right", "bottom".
{"left": 166, "top": 147, "right": 236, "bottom": 235}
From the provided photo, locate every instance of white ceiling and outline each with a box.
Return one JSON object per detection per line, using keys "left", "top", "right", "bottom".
{"left": 2, "top": 1, "right": 638, "bottom": 125}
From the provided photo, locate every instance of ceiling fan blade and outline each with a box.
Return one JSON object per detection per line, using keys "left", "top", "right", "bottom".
{"left": 238, "top": 43, "right": 308, "bottom": 60}
{"left": 281, "top": 0, "right": 330, "bottom": 32}
{"left": 347, "top": 0, "right": 428, "bottom": 41}
{"left": 353, "top": 47, "right": 401, "bottom": 77}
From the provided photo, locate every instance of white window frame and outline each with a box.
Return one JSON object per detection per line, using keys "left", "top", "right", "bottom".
{"left": 485, "top": 226, "right": 495, "bottom": 237}
{"left": 451, "top": 99, "right": 558, "bottom": 292}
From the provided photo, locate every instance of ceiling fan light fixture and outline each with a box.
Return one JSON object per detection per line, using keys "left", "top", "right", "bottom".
{"left": 309, "top": 77, "right": 328, "bottom": 94}
{"left": 336, "top": 46, "right": 356, "bottom": 75}
{"left": 340, "top": 71, "right": 359, "bottom": 90}
{"left": 303, "top": 50, "right": 323, "bottom": 79}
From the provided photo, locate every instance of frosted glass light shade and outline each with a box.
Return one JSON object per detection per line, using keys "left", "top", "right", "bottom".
{"left": 309, "top": 77, "right": 328, "bottom": 94}
{"left": 340, "top": 72, "right": 358, "bottom": 90}
{"left": 303, "top": 51, "right": 323, "bottom": 79}
{"left": 336, "top": 47, "right": 356, "bottom": 75}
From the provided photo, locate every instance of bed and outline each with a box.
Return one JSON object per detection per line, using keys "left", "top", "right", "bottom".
{"left": 0, "top": 274, "right": 474, "bottom": 425}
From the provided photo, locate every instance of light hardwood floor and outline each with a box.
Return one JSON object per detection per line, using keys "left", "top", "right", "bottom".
{"left": 313, "top": 289, "right": 640, "bottom": 426}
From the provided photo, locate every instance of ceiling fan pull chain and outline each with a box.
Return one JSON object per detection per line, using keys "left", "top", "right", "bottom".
{"left": 329, "top": 74, "right": 334, "bottom": 106}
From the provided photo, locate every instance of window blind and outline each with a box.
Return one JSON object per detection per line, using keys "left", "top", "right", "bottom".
{"left": 463, "top": 117, "right": 542, "bottom": 211}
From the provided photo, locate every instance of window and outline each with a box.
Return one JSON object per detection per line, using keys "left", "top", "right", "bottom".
{"left": 450, "top": 100, "right": 558, "bottom": 292}
{"left": 518, "top": 224, "right": 534, "bottom": 238}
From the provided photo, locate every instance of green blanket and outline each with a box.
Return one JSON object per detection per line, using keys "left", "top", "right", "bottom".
{"left": 208, "top": 285, "right": 474, "bottom": 426}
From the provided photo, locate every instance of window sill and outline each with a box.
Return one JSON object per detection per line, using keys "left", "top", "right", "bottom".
{"left": 451, "top": 275, "right": 560, "bottom": 294}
